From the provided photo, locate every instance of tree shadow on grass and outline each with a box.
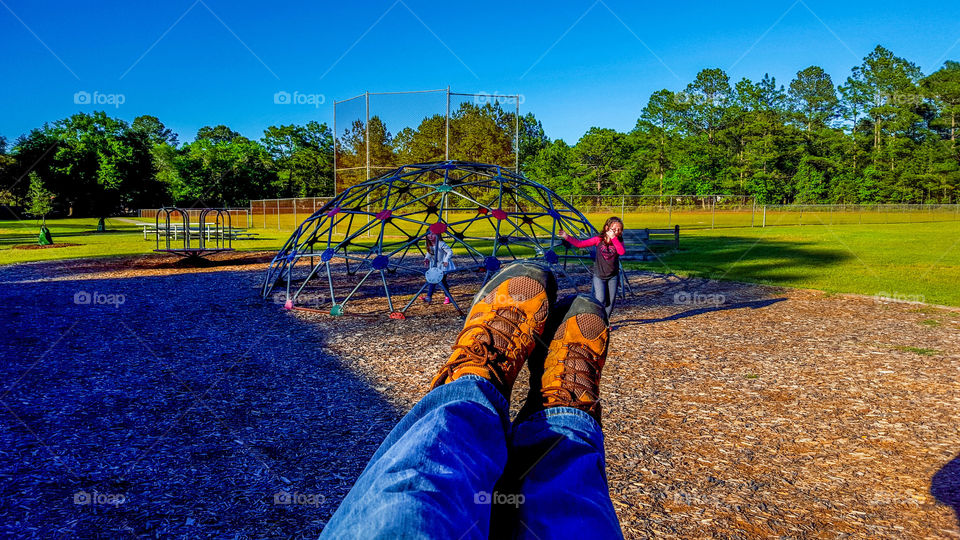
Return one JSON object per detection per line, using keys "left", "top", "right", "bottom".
{"left": 0, "top": 267, "right": 402, "bottom": 537}
{"left": 931, "top": 453, "right": 960, "bottom": 526}
{"left": 625, "top": 235, "right": 853, "bottom": 287}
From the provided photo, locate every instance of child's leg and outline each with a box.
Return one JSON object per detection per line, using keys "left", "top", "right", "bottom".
{"left": 591, "top": 275, "right": 606, "bottom": 308}
{"left": 604, "top": 275, "right": 618, "bottom": 317}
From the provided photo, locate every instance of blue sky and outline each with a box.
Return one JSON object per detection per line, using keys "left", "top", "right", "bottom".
{"left": 1, "top": 0, "right": 959, "bottom": 145}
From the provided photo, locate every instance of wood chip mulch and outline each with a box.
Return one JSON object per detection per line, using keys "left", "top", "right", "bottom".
{"left": 1, "top": 252, "right": 958, "bottom": 538}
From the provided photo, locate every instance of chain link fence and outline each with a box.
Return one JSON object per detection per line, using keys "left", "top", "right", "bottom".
{"left": 333, "top": 88, "right": 520, "bottom": 193}
{"left": 249, "top": 197, "right": 334, "bottom": 230}
{"left": 243, "top": 196, "right": 960, "bottom": 232}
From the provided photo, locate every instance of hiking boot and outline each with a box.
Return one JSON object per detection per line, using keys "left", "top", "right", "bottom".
{"left": 430, "top": 261, "right": 557, "bottom": 398}
{"left": 518, "top": 294, "right": 609, "bottom": 423}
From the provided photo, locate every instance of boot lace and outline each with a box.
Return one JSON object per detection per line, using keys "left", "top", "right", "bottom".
{"left": 439, "top": 307, "right": 528, "bottom": 388}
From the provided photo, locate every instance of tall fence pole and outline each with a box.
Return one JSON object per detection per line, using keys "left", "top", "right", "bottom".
{"left": 365, "top": 91, "right": 371, "bottom": 236}
{"left": 711, "top": 196, "right": 716, "bottom": 229}
{"left": 515, "top": 93, "right": 520, "bottom": 173}
{"left": 277, "top": 199, "right": 281, "bottom": 230}
{"left": 762, "top": 205, "right": 767, "bottom": 227}
{"left": 751, "top": 198, "right": 756, "bottom": 227}
{"left": 445, "top": 86, "right": 450, "bottom": 161}
{"left": 333, "top": 99, "right": 337, "bottom": 196}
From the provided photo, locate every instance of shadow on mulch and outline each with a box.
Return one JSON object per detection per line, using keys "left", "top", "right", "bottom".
{"left": 932, "top": 453, "right": 960, "bottom": 525}
{"left": 612, "top": 298, "right": 788, "bottom": 329}
{"left": 164, "top": 252, "right": 274, "bottom": 269}
{"left": 0, "top": 268, "right": 399, "bottom": 538}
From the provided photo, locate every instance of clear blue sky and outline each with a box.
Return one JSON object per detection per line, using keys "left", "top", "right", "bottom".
{"left": 2, "top": 0, "right": 958, "bottom": 145}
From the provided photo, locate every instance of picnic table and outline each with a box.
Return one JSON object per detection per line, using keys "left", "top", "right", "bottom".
{"left": 142, "top": 224, "right": 259, "bottom": 241}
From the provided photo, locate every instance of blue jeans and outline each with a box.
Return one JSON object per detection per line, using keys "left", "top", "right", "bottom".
{"left": 592, "top": 274, "right": 619, "bottom": 318}
{"left": 319, "top": 375, "right": 622, "bottom": 539}
{"left": 424, "top": 276, "right": 449, "bottom": 299}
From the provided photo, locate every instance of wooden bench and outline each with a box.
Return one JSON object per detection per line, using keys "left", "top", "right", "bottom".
{"left": 620, "top": 226, "right": 680, "bottom": 261}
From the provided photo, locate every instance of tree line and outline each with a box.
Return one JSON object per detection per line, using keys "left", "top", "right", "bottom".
{"left": 0, "top": 114, "right": 334, "bottom": 216}
{"left": 1, "top": 44, "right": 957, "bottom": 218}
{"left": 524, "top": 46, "right": 959, "bottom": 204}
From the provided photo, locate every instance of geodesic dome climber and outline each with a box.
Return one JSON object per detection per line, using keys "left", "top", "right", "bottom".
{"left": 261, "top": 161, "right": 598, "bottom": 317}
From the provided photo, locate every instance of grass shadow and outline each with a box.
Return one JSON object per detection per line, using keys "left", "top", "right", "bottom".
{"left": 625, "top": 235, "right": 853, "bottom": 286}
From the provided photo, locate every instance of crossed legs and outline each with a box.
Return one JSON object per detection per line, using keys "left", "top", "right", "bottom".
{"left": 320, "top": 262, "right": 623, "bottom": 539}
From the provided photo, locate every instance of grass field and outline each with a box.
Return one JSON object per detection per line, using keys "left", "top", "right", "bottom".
{"left": 629, "top": 221, "right": 960, "bottom": 306}
{"left": 3, "top": 214, "right": 958, "bottom": 305}
{"left": 0, "top": 218, "right": 290, "bottom": 265}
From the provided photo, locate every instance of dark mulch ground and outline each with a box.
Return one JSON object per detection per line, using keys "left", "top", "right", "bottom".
{"left": 1, "top": 252, "right": 958, "bottom": 538}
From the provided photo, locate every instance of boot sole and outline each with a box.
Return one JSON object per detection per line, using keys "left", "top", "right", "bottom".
{"left": 471, "top": 260, "right": 558, "bottom": 310}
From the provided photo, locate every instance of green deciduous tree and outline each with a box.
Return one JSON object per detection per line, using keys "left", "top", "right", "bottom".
{"left": 26, "top": 172, "right": 54, "bottom": 223}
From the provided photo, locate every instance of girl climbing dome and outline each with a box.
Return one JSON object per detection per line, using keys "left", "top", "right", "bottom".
{"left": 422, "top": 231, "right": 456, "bottom": 304}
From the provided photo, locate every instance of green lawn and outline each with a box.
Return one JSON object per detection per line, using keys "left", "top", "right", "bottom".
{"left": 0, "top": 218, "right": 290, "bottom": 265}
{"left": 628, "top": 221, "right": 960, "bottom": 306}
{"left": 3, "top": 216, "right": 959, "bottom": 306}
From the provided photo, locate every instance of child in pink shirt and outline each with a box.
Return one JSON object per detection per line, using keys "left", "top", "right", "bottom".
{"left": 559, "top": 217, "right": 625, "bottom": 318}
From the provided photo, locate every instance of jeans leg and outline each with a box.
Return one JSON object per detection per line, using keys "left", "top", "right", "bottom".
{"left": 591, "top": 275, "right": 605, "bottom": 308}
{"left": 320, "top": 375, "right": 511, "bottom": 540}
{"left": 425, "top": 282, "right": 436, "bottom": 298}
{"left": 440, "top": 276, "right": 450, "bottom": 298}
{"left": 490, "top": 407, "right": 623, "bottom": 539}
{"left": 605, "top": 275, "right": 618, "bottom": 318}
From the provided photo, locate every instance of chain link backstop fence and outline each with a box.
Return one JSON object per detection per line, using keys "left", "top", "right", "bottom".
{"left": 333, "top": 88, "right": 520, "bottom": 194}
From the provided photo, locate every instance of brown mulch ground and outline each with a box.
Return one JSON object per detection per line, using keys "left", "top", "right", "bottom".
{"left": 1, "top": 252, "right": 958, "bottom": 538}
